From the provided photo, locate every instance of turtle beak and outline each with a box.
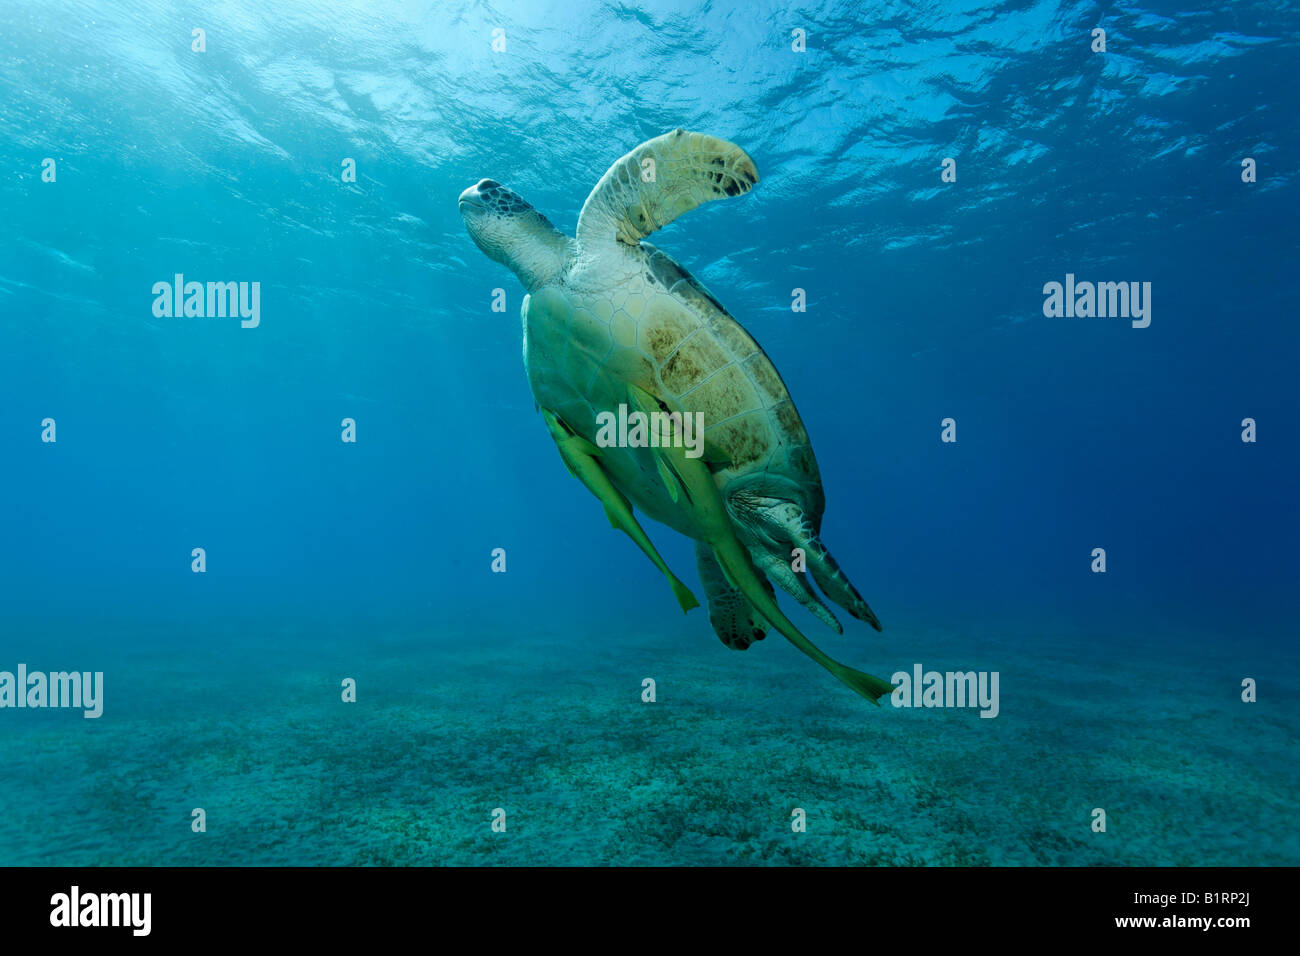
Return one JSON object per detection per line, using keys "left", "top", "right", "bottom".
{"left": 457, "top": 184, "right": 484, "bottom": 212}
{"left": 458, "top": 178, "right": 498, "bottom": 212}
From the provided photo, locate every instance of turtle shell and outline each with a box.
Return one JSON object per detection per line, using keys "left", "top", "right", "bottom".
{"left": 524, "top": 241, "right": 825, "bottom": 538}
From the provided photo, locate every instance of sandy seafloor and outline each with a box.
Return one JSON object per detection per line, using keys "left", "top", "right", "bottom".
{"left": 1, "top": 607, "right": 1295, "bottom": 867}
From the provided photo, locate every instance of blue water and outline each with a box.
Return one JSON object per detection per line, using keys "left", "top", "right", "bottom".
{"left": 1, "top": 0, "right": 1297, "bottom": 866}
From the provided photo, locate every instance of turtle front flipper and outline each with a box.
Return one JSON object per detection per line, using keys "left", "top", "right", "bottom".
{"left": 540, "top": 408, "right": 700, "bottom": 614}
{"left": 752, "top": 498, "right": 883, "bottom": 632}
{"left": 576, "top": 129, "right": 758, "bottom": 248}
{"left": 694, "top": 541, "right": 772, "bottom": 651}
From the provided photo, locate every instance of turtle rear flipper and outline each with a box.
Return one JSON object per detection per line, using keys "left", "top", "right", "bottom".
{"left": 753, "top": 499, "right": 883, "bottom": 632}
{"left": 753, "top": 549, "right": 844, "bottom": 634}
{"left": 805, "top": 535, "right": 882, "bottom": 632}
{"left": 694, "top": 542, "right": 771, "bottom": 651}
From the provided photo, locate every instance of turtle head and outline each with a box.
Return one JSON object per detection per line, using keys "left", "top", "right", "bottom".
{"left": 459, "top": 179, "right": 571, "bottom": 290}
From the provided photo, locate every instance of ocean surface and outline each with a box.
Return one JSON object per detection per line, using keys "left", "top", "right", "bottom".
{"left": 1, "top": 0, "right": 1296, "bottom": 866}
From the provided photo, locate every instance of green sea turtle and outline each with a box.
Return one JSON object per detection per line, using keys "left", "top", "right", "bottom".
{"left": 459, "top": 128, "right": 891, "bottom": 702}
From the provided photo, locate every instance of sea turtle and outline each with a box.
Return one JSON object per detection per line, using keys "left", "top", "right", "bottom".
{"left": 458, "top": 129, "right": 891, "bottom": 702}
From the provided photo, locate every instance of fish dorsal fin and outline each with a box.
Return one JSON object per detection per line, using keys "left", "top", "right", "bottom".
{"left": 627, "top": 383, "right": 696, "bottom": 506}
{"left": 572, "top": 432, "right": 603, "bottom": 458}
{"left": 577, "top": 129, "right": 758, "bottom": 250}
{"left": 543, "top": 408, "right": 604, "bottom": 457}
{"left": 653, "top": 454, "right": 693, "bottom": 507}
